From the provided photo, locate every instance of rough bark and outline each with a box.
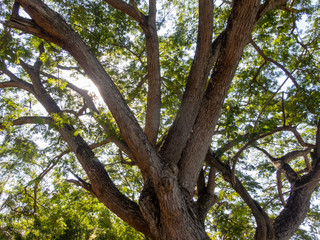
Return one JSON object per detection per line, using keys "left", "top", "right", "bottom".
{"left": 178, "top": 0, "right": 261, "bottom": 196}
{"left": 7, "top": 0, "right": 320, "bottom": 239}
{"left": 103, "top": 0, "right": 161, "bottom": 146}
{"left": 14, "top": 57, "right": 152, "bottom": 236}
{"left": 9, "top": 0, "right": 163, "bottom": 182}
{"left": 273, "top": 149, "right": 320, "bottom": 240}
{"left": 159, "top": 0, "right": 214, "bottom": 163}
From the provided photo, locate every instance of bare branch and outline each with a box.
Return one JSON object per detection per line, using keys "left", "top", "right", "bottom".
{"left": 230, "top": 126, "right": 296, "bottom": 185}
{"left": 11, "top": 0, "right": 163, "bottom": 179}
{"left": 196, "top": 166, "right": 217, "bottom": 222}
{"left": 144, "top": 28, "right": 161, "bottom": 146}
{"left": 255, "top": 146, "right": 305, "bottom": 183}
{"left": 5, "top": 31, "right": 150, "bottom": 234}
{"left": 196, "top": 168, "right": 206, "bottom": 196}
{"left": 303, "top": 154, "right": 311, "bottom": 171}
{"left": 276, "top": 170, "right": 286, "bottom": 206}
{"left": 0, "top": 116, "right": 52, "bottom": 130}
{"left": 129, "top": 0, "right": 140, "bottom": 15}
{"left": 0, "top": 80, "right": 26, "bottom": 89}
{"left": 67, "top": 169, "right": 97, "bottom": 196}
{"left": 208, "top": 151, "right": 274, "bottom": 238}
{"left": 250, "top": 38, "right": 300, "bottom": 88}
{"left": 105, "top": 0, "right": 161, "bottom": 147}
{"left": 39, "top": 70, "right": 136, "bottom": 160}
{"left": 290, "top": 126, "right": 315, "bottom": 148}
{"left": 257, "top": 0, "right": 288, "bottom": 21}
{"left": 207, "top": 166, "right": 216, "bottom": 195}
{"left": 279, "top": 148, "right": 312, "bottom": 164}
{"left": 0, "top": 64, "right": 34, "bottom": 93}
{"left": 102, "top": 0, "right": 146, "bottom": 24}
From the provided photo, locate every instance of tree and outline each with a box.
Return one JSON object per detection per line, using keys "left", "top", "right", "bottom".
{"left": 1, "top": 0, "right": 320, "bottom": 239}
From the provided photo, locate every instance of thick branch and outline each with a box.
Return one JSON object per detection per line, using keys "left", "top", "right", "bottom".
{"left": 257, "top": 0, "right": 288, "bottom": 21}
{"left": 160, "top": 0, "right": 214, "bottom": 163}
{"left": 144, "top": 12, "right": 161, "bottom": 146}
{"left": 255, "top": 146, "right": 311, "bottom": 183}
{"left": 273, "top": 164, "right": 320, "bottom": 240}
{"left": 197, "top": 166, "right": 217, "bottom": 222}
{"left": 290, "top": 127, "right": 315, "bottom": 148}
{"left": 276, "top": 171, "right": 286, "bottom": 206}
{"left": 148, "top": 0, "right": 157, "bottom": 24}
{"left": 0, "top": 64, "right": 34, "bottom": 93}
{"left": 9, "top": 0, "right": 163, "bottom": 182}
{"left": 8, "top": 47, "right": 151, "bottom": 236}
{"left": 178, "top": 0, "right": 261, "bottom": 196}
{"left": 106, "top": 0, "right": 161, "bottom": 146}
{"left": 0, "top": 80, "right": 29, "bottom": 90}
{"left": 102, "top": 0, "right": 146, "bottom": 24}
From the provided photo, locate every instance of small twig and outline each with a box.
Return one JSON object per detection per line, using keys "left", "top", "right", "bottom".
{"left": 67, "top": 169, "right": 97, "bottom": 196}
{"left": 250, "top": 37, "right": 300, "bottom": 88}
{"left": 252, "top": 77, "right": 289, "bottom": 135}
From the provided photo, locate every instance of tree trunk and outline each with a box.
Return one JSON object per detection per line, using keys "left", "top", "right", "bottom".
{"left": 139, "top": 182, "right": 210, "bottom": 240}
{"left": 9, "top": 1, "right": 320, "bottom": 240}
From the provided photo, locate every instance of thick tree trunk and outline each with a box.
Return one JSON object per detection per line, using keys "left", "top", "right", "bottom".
{"left": 139, "top": 182, "right": 210, "bottom": 240}
{"left": 9, "top": 1, "right": 320, "bottom": 240}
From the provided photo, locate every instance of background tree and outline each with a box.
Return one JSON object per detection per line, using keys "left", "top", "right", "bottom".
{"left": 1, "top": 0, "right": 320, "bottom": 239}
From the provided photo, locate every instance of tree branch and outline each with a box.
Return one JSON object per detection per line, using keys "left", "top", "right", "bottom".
{"left": 250, "top": 37, "right": 300, "bottom": 88}
{"left": 40, "top": 70, "right": 137, "bottom": 165}
{"left": 196, "top": 166, "right": 217, "bottom": 222}
{"left": 276, "top": 170, "right": 286, "bottom": 206}
{"left": 255, "top": 146, "right": 310, "bottom": 183}
{"left": 0, "top": 63, "right": 34, "bottom": 93}
{"left": 0, "top": 116, "right": 52, "bottom": 130}
{"left": 9, "top": 0, "right": 163, "bottom": 183}
{"left": 102, "top": 0, "right": 146, "bottom": 24}
{"left": 178, "top": 0, "right": 262, "bottom": 196}
{"left": 256, "top": 0, "right": 288, "bottom": 21}
{"left": 289, "top": 126, "right": 315, "bottom": 148}
{"left": 207, "top": 151, "right": 274, "bottom": 239}
{"left": 148, "top": 0, "right": 157, "bottom": 24}
{"left": 67, "top": 169, "right": 97, "bottom": 197}
{"left": 160, "top": 0, "right": 214, "bottom": 163}
{"left": 5, "top": 38, "right": 151, "bottom": 235}
{"left": 144, "top": 16, "right": 161, "bottom": 146}
{"left": 230, "top": 126, "right": 303, "bottom": 185}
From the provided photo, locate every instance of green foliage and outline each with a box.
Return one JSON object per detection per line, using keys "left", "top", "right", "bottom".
{"left": 1, "top": 0, "right": 320, "bottom": 239}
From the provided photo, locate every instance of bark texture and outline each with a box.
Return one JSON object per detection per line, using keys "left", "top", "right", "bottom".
{"left": 6, "top": 0, "right": 320, "bottom": 239}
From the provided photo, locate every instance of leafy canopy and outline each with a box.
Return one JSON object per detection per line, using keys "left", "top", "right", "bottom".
{"left": 1, "top": 0, "right": 320, "bottom": 239}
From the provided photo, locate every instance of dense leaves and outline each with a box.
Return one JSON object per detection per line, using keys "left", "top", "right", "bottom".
{"left": 1, "top": 0, "right": 320, "bottom": 239}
